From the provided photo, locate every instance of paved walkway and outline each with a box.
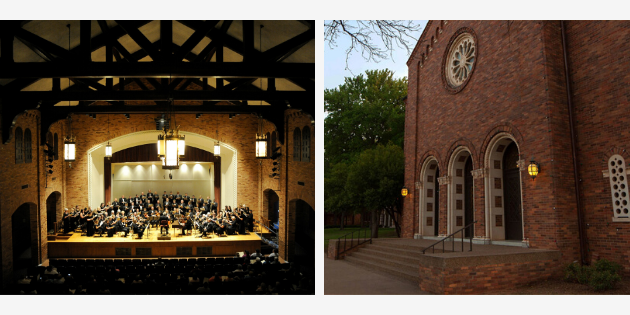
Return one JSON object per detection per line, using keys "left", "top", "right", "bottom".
{"left": 324, "top": 257, "right": 430, "bottom": 295}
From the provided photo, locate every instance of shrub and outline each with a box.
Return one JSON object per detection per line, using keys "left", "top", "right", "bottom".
{"left": 588, "top": 270, "right": 621, "bottom": 291}
{"left": 564, "top": 259, "right": 622, "bottom": 291}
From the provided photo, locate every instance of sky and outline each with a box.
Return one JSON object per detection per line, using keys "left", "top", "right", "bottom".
{"left": 324, "top": 20, "right": 428, "bottom": 90}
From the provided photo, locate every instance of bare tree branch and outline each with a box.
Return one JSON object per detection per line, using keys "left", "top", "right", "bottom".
{"left": 324, "top": 20, "right": 423, "bottom": 70}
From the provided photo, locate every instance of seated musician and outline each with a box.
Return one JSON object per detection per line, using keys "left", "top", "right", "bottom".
{"left": 106, "top": 218, "right": 117, "bottom": 237}
{"left": 181, "top": 217, "right": 192, "bottom": 236}
{"left": 215, "top": 218, "right": 226, "bottom": 236}
{"left": 95, "top": 217, "right": 107, "bottom": 236}
{"left": 132, "top": 219, "right": 145, "bottom": 238}
{"left": 200, "top": 218, "right": 212, "bottom": 237}
{"left": 159, "top": 212, "right": 170, "bottom": 234}
{"left": 226, "top": 216, "right": 236, "bottom": 235}
{"left": 117, "top": 217, "right": 130, "bottom": 237}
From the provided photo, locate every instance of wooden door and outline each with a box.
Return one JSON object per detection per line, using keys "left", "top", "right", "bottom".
{"left": 503, "top": 143, "right": 523, "bottom": 240}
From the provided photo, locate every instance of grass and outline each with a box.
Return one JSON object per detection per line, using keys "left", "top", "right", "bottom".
{"left": 323, "top": 227, "right": 398, "bottom": 252}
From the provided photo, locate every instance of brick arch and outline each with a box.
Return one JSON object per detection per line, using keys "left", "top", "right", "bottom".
{"left": 600, "top": 147, "right": 630, "bottom": 169}
{"left": 445, "top": 138, "right": 478, "bottom": 169}
{"left": 416, "top": 150, "right": 443, "bottom": 181}
{"left": 286, "top": 198, "right": 315, "bottom": 262}
{"left": 479, "top": 123, "right": 525, "bottom": 162}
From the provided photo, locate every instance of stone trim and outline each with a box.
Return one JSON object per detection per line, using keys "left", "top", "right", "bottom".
{"left": 437, "top": 175, "right": 452, "bottom": 186}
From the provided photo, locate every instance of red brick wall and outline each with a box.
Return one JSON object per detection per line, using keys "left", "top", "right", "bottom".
{"left": 403, "top": 21, "right": 580, "bottom": 262}
{"left": 565, "top": 21, "right": 630, "bottom": 272}
{"left": 0, "top": 109, "right": 67, "bottom": 289}
{"left": 418, "top": 258, "right": 562, "bottom": 294}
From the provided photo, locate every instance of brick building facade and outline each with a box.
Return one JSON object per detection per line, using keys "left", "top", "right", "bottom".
{"left": 403, "top": 21, "right": 630, "bottom": 271}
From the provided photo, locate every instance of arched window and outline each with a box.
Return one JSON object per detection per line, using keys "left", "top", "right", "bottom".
{"left": 15, "top": 127, "right": 23, "bottom": 164}
{"left": 302, "top": 126, "right": 311, "bottom": 162}
{"left": 271, "top": 131, "right": 277, "bottom": 153}
{"left": 54, "top": 133, "right": 59, "bottom": 160}
{"left": 609, "top": 155, "right": 629, "bottom": 222}
{"left": 293, "top": 127, "right": 301, "bottom": 161}
{"left": 24, "top": 128, "right": 32, "bottom": 163}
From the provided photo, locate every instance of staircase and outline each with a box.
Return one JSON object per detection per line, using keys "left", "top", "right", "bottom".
{"left": 343, "top": 240, "right": 426, "bottom": 284}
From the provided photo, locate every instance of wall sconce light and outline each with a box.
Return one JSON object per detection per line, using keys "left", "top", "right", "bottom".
{"left": 528, "top": 158, "right": 540, "bottom": 180}
{"left": 401, "top": 186, "right": 408, "bottom": 197}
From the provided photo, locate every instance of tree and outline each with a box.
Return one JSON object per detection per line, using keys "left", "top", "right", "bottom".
{"left": 345, "top": 143, "right": 405, "bottom": 238}
{"left": 324, "top": 162, "right": 351, "bottom": 230}
{"left": 324, "top": 20, "right": 423, "bottom": 66}
{"left": 324, "top": 69, "right": 407, "bottom": 165}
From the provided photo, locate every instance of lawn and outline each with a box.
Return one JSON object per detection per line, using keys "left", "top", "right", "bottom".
{"left": 323, "top": 227, "right": 398, "bottom": 252}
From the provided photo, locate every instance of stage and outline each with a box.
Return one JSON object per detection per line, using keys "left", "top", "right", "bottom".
{"left": 48, "top": 228, "right": 261, "bottom": 258}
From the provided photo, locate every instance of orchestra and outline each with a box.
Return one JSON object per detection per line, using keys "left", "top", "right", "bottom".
{"left": 59, "top": 190, "right": 254, "bottom": 240}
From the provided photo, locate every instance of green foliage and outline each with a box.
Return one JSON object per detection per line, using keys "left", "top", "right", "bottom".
{"left": 588, "top": 270, "right": 621, "bottom": 291}
{"left": 345, "top": 143, "right": 405, "bottom": 212}
{"left": 564, "top": 259, "right": 622, "bottom": 291}
{"left": 324, "top": 69, "right": 407, "bottom": 220}
{"left": 324, "top": 69, "right": 407, "bottom": 165}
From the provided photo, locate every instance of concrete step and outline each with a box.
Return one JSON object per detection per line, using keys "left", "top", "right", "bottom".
{"left": 344, "top": 255, "right": 419, "bottom": 284}
{"left": 356, "top": 247, "right": 423, "bottom": 264}
{"left": 349, "top": 251, "right": 418, "bottom": 274}
{"left": 366, "top": 244, "right": 426, "bottom": 258}
{"left": 370, "top": 240, "right": 427, "bottom": 251}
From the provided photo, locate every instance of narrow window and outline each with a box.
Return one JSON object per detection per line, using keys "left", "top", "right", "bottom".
{"left": 266, "top": 132, "right": 271, "bottom": 157}
{"left": 609, "top": 155, "right": 629, "bottom": 221}
{"left": 293, "top": 127, "right": 301, "bottom": 161}
{"left": 302, "top": 126, "right": 311, "bottom": 162}
{"left": 15, "top": 127, "right": 23, "bottom": 164}
{"left": 271, "top": 131, "right": 277, "bottom": 153}
{"left": 24, "top": 128, "right": 32, "bottom": 163}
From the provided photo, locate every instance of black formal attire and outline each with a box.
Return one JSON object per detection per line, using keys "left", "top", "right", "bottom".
{"left": 96, "top": 221, "right": 107, "bottom": 236}
{"left": 132, "top": 222, "right": 145, "bottom": 238}
{"left": 226, "top": 220, "right": 236, "bottom": 235}
{"left": 106, "top": 222, "right": 116, "bottom": 237}
{"left": 87, "top": 214, "right": 95, "bottom": 236}
{"left": 62, "top": 212, "right": 71, "bottom": 234}
{"left": 159, "top": 215, "right": 170, "bottom": 234}
{"left": 117, "top": 221, "right": 130, "bottom": 237}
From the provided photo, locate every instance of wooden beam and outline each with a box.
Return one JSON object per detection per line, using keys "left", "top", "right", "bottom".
{"left": 173, "top": 20, "right": 219, "bottom": 62}
{"left": 0, "top": 62, "right": 314, "bottom": 79}
{"left": 3, "top": 90, "right": 310, "bottom": 102}
{"left": 243, "top": 20, "right": 254, "bottom": 62}
{"left": 116, "top": 20, "right": 161, "bottom": 62}
{"left": 160, "top": 20, "right": 172, "bottom": 63}
{"left": 0, "top": 21, "right": 15, "bottom": 64}
{"left": 80, "top": 20, "right": 91, "bottom": 62}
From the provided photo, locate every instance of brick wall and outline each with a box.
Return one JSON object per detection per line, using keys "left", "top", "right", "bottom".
{"left": 418, "top": 256, "right": 562, "bottom": 294}
{"left": 403, "top": 21, "right": 581, "bottom": 262}
{"left": 566, "top": 21, "right": 630, "bottom": 271}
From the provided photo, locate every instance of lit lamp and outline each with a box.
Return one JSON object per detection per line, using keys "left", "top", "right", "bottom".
{"left": 255, "top": 116, "right": 267, "bottom": 158}
{"left": 178, "top": 134, "right": 186, "bottom": 159}
{"left": 64, "top": 116, "right": 76, "bottom": 168}
{"left": 256, "top": 134, "right": 267, "bottom": 158}
{"left": 157, "top": 134, "right": 165, "bottom": 159}
{"left": 163, "top": 131, "right": 180, "bottom": 170}
{"left": 214, "top": 130, "right": 220, "bottom": 156}
{"left": 401, "top": 186, "right": 408, "bottom": 197}
{"left": 528, "top": 159, "right": 540, "bottom": 181}
{"left": 105, "top": 142, "right": 112, "bottom": 159}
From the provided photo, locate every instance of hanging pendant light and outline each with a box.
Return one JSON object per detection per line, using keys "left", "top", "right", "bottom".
{"left": 63, "top": 24, "right": 76, "bottom": 168}
{"left": 105, "top": 114, "right": 112, "bottom": 159}
{"left": 256, "top": 116, "right": 267, "bottom": 158}
{"left": 64, "top": 116, "right": 76, "bottom": 167}
{"left": 160, "top": 94, "right": 182, "bottom": 170}
{"left": 214, "top": 130, "right": 221, "bottom": 156}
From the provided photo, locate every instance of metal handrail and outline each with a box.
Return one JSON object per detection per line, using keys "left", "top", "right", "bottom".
{"left": 335, "top": 227, "right": 372, "bottom": 259}
{"left": 422, "top": 221, "right": 478, "bottom": 254}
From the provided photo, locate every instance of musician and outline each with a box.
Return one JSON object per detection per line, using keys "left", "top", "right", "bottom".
{"left": 211, "top": 199, "right": 218, "bottom": 213}
{"left": 159, "top": 211, "right": 170, "bottom": 234}
{"left": 141, "top": 192, "right": 147, "bottom": 204}
{"left": 61, "top": 209, "right": 71, "bottom": 234}
{"left": 147, "top": 189, "right": 153, "bottom": 200}
{"left": 164, "top": 198, "right": 172, "bottom": 211}
{"left": 198, "top": 196, "right": 204, "bottom": 207}
{"left": 215, "top": 219, "right": 226, "bottom": 236}
{"left": 183, "top": 193, "right": 189, "bottom": 203}
{"left": 179, "top": 199, "right": 186, "bottom": 209}
{"left": 181, "top": 216, "right": 192, "bottom": 236}
{"left": 96, "top": 218, "right": 107, "bottom": 236}
{"left": 226, "top": 216, "right": 236, "bottom": 235}
{"left": 233, "top": 210, "right": 245, "bottom": 234}
{"left": 120, "top": 195, "right": 127, "bottom": 205}
{"left": 200, "top": 218, "right": 212, "bottom": 237}
{"left": 175, "top": 191, "right": 182, "bottom": 203}
{"left": 106, "top": 219, "right": 116, "bottom": 237}
{"left": 112, "top": 198, "right": 119, "bottom": 208}
{"left": 117, "top": 217, "right": 130, "bottom": 237}
{"left": 132, "top": 219, "right": 145, "bottom": 238}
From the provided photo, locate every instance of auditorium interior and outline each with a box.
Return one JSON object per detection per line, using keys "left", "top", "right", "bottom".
{"left": 0, "top": 20, "right": 315, "bottom": 294}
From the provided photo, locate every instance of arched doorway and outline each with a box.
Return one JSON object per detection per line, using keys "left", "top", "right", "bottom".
{"left": 419, "top": 158, "right": 440, "bottom": 236}
{"left": 503, "top": 142, "right": 523, "bottom": 240}
{"left": 263, "top": 189, "right": 279, "bottom": 230}
{"left": 289, "top": 199, "right": 314, "bottom": 269}
{"left": 46, "top": 192, "right": 62, "bottom": 234}
{"left": 12, "top": 203, "right": 37, "bottom": 278}
{"left": 485, "top": 135, "right": 524, "bottom": 241}
{"left": 447, "top": 148, "right": 474, "bottom": 236}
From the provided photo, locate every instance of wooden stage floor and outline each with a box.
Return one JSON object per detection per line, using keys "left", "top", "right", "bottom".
{"left": 48, "top": 228, "right": 261, "bottom": 258}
